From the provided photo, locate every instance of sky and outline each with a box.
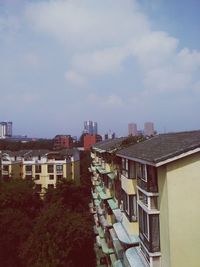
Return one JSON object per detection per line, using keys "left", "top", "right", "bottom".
{"left": 1, "top": 0, "right": 200, "bottom": 138}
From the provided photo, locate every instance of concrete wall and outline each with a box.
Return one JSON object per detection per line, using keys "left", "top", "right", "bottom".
{"left": 158, "top": 152, "right": 200, "bottom": 267}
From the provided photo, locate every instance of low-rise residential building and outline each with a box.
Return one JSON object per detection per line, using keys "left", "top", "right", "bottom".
{"left": 0, "top": 149, "right": 80, "bottom": 193}
{"left": 90, "top": 137, "right": 141, "bottom": 266}
{"left": 90, "top": 131, "right": 200, "bottom": 267}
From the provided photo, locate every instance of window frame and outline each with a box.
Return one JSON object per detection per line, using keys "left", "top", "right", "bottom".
{"left": 47, "top": 164, "right": 54, "bottom": 173}
{"left": 136, "top": 163, "right": 147, "bottom": 182}
{"left": 35, "top": 165, "right": 41, "bottom": 173}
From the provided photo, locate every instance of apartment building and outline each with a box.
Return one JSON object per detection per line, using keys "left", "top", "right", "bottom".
{"left": 53, "top": 135, "right": 73, "bottom": 150}
{"left": 90, "top": 131, "right": 200, "bottom": 267}
{"left": 90, "top": 137, "right": 143, "bottom": 267}
{"left": 0, "top": 149, "right": 80, "bottom": 193}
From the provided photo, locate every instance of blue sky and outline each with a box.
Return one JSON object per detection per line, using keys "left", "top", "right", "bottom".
{"left": 1, "top": 0, "right": 200, "bottom": 138}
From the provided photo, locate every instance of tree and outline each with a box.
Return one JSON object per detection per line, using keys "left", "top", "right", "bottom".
{"left": 21, "top": 203, "right": 95, "bottom": 267}
{"left": 0, "top": 179, "right": 42, "bottom": 218}
{"left": 0, "top": 179, "right": 42, "bottom": 267}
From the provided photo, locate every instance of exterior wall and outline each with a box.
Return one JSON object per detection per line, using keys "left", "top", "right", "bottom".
{"left": 158, "top": 152, "right": 200, "bottom": 267}
{"left": 53, "top": 135, "right": 73, "bottom": 150}
{"left": 12, "top": 163, "right": 22, "bottom": 179}
{"left": 1, "top": 152, "right": 80, "bottom": 193}
{"left": 84, "top": 135, "right": 96, "bottom": 151}
{"left": 72, "top": 160, "right": 80, "bottom": 184}
{"left": 158, "top": 165, "right": 170, "bottom": 267}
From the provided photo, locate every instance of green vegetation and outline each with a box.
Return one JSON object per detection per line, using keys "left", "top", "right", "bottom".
{"left": 0, "top": 139, "right": 53, "bottom": 151}
{"left": 0, "top": 178, "right": 95, "bottom": 267}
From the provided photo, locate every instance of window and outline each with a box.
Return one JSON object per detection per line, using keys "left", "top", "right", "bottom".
{"left": 57, "top": 175, "right": 63, "bottom": 179}
{"left": 25, "top": 165, "right": 32, "bottom": 172}
{"left": 139, "top": 206, "right": 149, "bottom": 240}
{"left": 131, "top": 195, "right": 137, "bottom": 221}
{"left": 56, "top": 165, "right": 63, "bottom": 172}
{"left": 122, "top": 190, "right": 137, "bottom": 222}
{"left": 35, "top": 175, "right": 40, "bottom": 180}
{"left": 129, "top": 161, "right": 136, "bottom": 179}
{"left": 138, "top": 190, "right": 148, "bottom": 207}
{"left": 123, "top": 191, "right": 129, "bottom": 214}
{"left": 136, "top": 163, "right": 147, "bottom": 181}
{"left": 122, "top": 158, "right": 129, "bottom": 177}
{"left": 48, "top": 164, "right": 54, "bottom": 173}
{"left": 35, "top": 165, "right": 41, "bottom": 173}
{"left": 49, "top": 175, "right": 54, "bottom": 180}
{"left": 48, "top": 184, "right": 54, "bottom": 189}
{"left": 3, "top": 165, "right": 9, "bottom": 171}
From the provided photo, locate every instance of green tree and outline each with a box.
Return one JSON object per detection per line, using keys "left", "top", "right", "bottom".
{"left": 0, "top": 179, "right": 42, "bottom": 267}
{"left": 21, "top": 203, "right": 95, "bottom": 267}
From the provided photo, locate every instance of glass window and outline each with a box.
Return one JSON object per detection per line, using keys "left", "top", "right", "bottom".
{"left": 35, "top": 165, "right": 41, "bottom": 173}
{"left": 48, "top": 164, "right": 54, "bottom": 173}
{"left": 136, "top": 163, "right": 146, "bottom": 181}
{"left": 139, "top": 206, "right": 149, "bottom": 240}
{"left": 35, "top": 175, "right": 40, "bottom": 180}
{"left": 56, "top": 165, "right": 63, "bottom": 172}
{"left": 3, "top": 165, "right": 9, "bottom": 171}
{"left": 122, "top": 158, "right": 129, "bottom": 177}
{"left": 49, "top": 174, "right": 54, "bottom": 180}
{"left": 25, "top": 165, "right": 32, "bottom": 172}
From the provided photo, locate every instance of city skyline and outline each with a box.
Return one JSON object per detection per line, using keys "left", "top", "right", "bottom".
{"left": 1, "top": 0, "right": 200, "bottom": 137}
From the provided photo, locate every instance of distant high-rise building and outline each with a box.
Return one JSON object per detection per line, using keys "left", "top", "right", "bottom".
{"left": 128, "top": 123, "right": 138, "bottom": 136}
{"left": 83, "top": 120, "right": 98, "bottom": 135}
{"left": 92, "top": 121, "right": 98, "bottom": 135}
{"left": 0, "top": 121, "right": 12, "bottom": 139}
{"left": 144, "top": 122, "right": 154, "bottom": 136}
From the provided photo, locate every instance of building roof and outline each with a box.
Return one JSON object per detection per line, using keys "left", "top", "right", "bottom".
{"left": 1, "top": 148, "right": 79, "bottom": 160}
{"left": 117, "top": 130, "right": 200, "bottom": 166}
{"left": 92, "top": 137, "right": 126, "bottom": 152}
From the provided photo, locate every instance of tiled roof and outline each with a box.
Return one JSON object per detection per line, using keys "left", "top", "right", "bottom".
{"left": 92, "top": 137, "right": 126, "bottom": 152}
{"left": 117, "top": 130, "right": 200, "bottom": 164}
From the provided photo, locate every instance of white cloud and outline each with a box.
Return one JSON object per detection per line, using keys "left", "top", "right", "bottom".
{"left": 87, "top": 93, "right": 124, "bottom": 108}
{"left": 26, "top": 0, "right": 149, "bottom": 50}
{"left": 64, "top": 70, "right": 87, "bottom": 87}
{"left": 1, "top": 0, "right": 200, "bottom": 135}
{"left": 25, "top": 0, "right": 200, "bottom": 95}
{"left": 71, "top": 46, "right": 129, "bottom": 76}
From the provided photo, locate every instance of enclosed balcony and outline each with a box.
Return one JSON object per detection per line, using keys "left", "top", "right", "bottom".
{"left": 136, "top": 164, "right": 158, "bottom": 193}
{"left": 121, "top": 174, "right": 137, "bottom": 195}
{"left": 123, "top": 247, "right": 149, "bottom": 267}
{"left": 113, "top": 222, "right": 139, "bottom": 247}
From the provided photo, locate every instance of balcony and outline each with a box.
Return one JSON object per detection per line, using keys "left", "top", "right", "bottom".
{"left": 121, "top": 174, "right": 137, "bottom": 195}
{"left": 124, "top": 247, "right": 149, "bottom": 267}
{"left": 113, "top": 222, "right": 139, "bottom": 246}
{"left": 2, "top": 170, "right": 9, "bottom": 175}
{"left": 137, "top": 177, "right": 158, "bottom": 193}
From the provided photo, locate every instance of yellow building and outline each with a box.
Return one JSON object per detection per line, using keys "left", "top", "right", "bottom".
{"left": 117, "top": 130, "right": 200, "bottom": 267}
{"left": 90, "top": 138, "right": 140, "bottom": 267}
{"left": 1, "top": 149, "right": 80, "bottom": 194}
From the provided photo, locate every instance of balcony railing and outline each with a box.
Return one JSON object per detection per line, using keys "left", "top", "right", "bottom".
{"left": 121, "top": 174, "right": 137, "bottom": 195}
{"left": 137, "top": 177, "right": 158, "bottom": 193}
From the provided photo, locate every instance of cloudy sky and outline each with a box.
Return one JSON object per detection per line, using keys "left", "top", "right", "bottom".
{"left": 1, "top": 0, "right": 200, "bottom": 138}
